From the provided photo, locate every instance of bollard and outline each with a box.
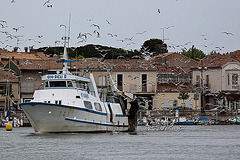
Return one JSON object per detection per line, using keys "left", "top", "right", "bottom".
{"left": 6, "top": 123, "right": 13, "bottom": 131}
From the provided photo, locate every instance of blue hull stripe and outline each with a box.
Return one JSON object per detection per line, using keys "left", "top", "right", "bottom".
{"left": 20, "top": 102, "right": 107, "bottom": 116}
{"left": 65, "top": 117, "right": 128, "bottom": 127}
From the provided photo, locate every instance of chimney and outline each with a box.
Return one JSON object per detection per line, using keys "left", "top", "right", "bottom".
{"left": 29, "top": 46, "right": 33, "bottom": 53}
{"left": 24, "top": 47, "right": 28, "bottom": 52}
{"left": 13, "top": 47, "right": 18, "bottom": 52}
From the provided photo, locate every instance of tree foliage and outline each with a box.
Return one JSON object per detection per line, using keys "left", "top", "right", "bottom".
{"left": 178, "top": 91, "right": 190, "bottom": 107}
{"left": 140, "top": 39, "right": 168, "bottom": 58}
{"left": 181, "top": 45, "right": 206, "bottom": 61}
{"left": 178, "top": 91, "right": 190, "bottom": 101}
{"left": 37, "top": 44, "right": 141, "bottom": 59}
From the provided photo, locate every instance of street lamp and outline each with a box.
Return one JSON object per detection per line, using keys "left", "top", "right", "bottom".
{"left": 198, "top": 62, "right": 207, "bottom": 113}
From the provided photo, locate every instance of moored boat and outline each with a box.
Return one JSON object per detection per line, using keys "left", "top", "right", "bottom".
{"left": 19, "top": 36, "right": 129, "bottom": 133}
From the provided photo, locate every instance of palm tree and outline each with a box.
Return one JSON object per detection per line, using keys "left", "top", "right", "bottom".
{"left": 178, "top": 91, "right": 190, "bottom": 109}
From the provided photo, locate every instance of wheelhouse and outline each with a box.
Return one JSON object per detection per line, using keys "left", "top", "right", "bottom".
{"left": 44, "top": 80, "right": 89, "bottom": 90}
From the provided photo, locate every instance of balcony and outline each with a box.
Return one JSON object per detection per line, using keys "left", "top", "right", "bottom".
{"left": 226, "top": 85, "right": 240, "bottom": 91}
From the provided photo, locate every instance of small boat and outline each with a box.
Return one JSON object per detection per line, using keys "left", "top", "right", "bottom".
{"left": 175, "top": 116, "right": 194, "bottom": 125}
{"left": 19, "top": 37, "right": 129, "bottom": 133}
{"left": 229, "top": 117, "right": 240, "bottom": 125}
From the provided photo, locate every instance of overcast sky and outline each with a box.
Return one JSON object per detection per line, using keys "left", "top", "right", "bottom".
{"left": 1, "top": 0, "right": 240, "bottom": 55}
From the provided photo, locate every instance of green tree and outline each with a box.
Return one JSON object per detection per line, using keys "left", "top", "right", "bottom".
{"left": 37, "top": 44, "right": 141, "bottom": 59}
{"left": 181, "top": 45, "right": 206, "bottom": 61}
{"left": 178, "top": 91, "right": 190, "bottom": 108}
{"left": 140, "top": 39, "right": 168, "bottom": 58}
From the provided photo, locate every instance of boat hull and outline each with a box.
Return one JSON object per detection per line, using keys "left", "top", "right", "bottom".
{"left": 20, "top": 102, "right": 129, "bottom": 133}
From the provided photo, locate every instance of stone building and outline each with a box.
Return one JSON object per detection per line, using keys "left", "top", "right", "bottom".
{"left": 191, "top": 50, "right": 240, "bottom": 111}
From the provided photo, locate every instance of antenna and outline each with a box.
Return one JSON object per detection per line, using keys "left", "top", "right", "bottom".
{"left": 68, "top": 13, "right": 71, "bottom": 48}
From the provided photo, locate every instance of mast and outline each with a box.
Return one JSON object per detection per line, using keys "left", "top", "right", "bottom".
{"left": 62, "top": 37, "right": 69, "bottom": 74}
{"left": 57, "top": 15, "right": 74, "bottom": 74}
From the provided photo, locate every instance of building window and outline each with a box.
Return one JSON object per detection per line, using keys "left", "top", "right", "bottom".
{"left": 98, "top": 76, "right": 106, "bottom": 87}
{"left": 142, "top": 74, "right": 147, "bottom": 92}
{"left": 232, "top": 74, "right": 238, "bottom": 85}
{"left": 196, "top": 75, "right": 200, "bottom": 87}
{"left": 228, "top": 73, "right": 230, "bottom": 85}
{"left": 117, "top": 74, "right": 123, "bottom": 91}
{"left": 206, "top": 75, "right": 209, "bottom": 88}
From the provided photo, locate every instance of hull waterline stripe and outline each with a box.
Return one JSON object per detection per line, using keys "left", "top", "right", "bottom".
{"left": 65, "top": 117, "right": 128, "bottom": 127}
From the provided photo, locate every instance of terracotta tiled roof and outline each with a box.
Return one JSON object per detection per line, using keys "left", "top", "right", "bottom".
{"left": 14, "top": 58, "right": 160, "bottom": 72}
{"left": 150, "top": 52, "right": 197, "bottom": 63}
{"left": 157, "top": 66, "right": 186, "bottom": 74}
{"left": 35, "top": 52, "right": 50, "bottom": 60}
{"left": 1, "top": 51, "right": 50, "bottom": 60}
{"left": 15, "top": 58, "right": 105, "bottom": 70}
{"left": 16, "top": 59, "right": 62, "bottom": 70}
{"left": 103, "top": 59, "right": 157, "bottom": 71}
{"left": 150, "top": 52, "right": 176, "bottom": 61}
{"left": 227, "top": 50, "right": 240, "bottom": 62}
{"left": 73, "top": 59, "right": 105, "bottom": 69}
{"left": 0, "top": 70, "right": 19, "bottom": 82}
{"left": 191, "top": 50, "right": 240, "bottom": 69}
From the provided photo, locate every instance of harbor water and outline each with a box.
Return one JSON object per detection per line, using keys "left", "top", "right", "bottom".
{"left": 0, "top": 125, "right": 239, "bottom": 160}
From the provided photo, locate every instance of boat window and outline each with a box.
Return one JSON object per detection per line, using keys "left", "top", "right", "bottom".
{"left": 55, "top": 100, "right": 62, "bottom": 105}
{"left": 76, "top": 81, "right": 88, "bottom": 90}
{"left": 49, "top": 81, "right": 66, "bottom": 87}
{"left": 84, "top": 101, "right": 93, "bottom": 109}
{"left": 67, "top": 81, "right": 73, "bottom": 87}
{"left": 94, "top": 103, "right": 102, "bottom": 112}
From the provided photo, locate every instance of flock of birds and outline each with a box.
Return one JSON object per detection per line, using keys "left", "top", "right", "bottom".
{"left": 1, "top": 0, "right": 237, "bottom": 57}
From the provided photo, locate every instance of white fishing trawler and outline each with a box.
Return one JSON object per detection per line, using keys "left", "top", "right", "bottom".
{"left": 19, "top": 37, "right": 129, "bottom": 133}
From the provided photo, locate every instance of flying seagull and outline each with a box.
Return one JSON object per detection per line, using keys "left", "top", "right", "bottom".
{"left": 90, "top": 24, "right": 100, "bottom": 30}
{"left": 222, "top": 31, "right": 234, "bottom": 36}
{"left": 106, "top": 20, "right": 111, "bottom": 25}
{"left": 13, "top": 26, "right": 24, "bottom": 32}
{"left": 0, "top": 20, "right": 7, "bottom": 25}
{"left": 136, "top": 31, "right": 147, "bottom": 34}
{"left": 43, "top": 0, "right": 50, "bottom": 6}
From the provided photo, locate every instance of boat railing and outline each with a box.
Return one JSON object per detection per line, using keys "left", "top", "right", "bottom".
{"left": 89, "top": 91, "right": 95, "bottom": 97}
{"left": 38, "top": 83, "right": 45, "bottom": 90}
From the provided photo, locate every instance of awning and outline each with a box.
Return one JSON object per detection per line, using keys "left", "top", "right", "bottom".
{"left": 228, "top": 94, "right": 240, "bottom": 100}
